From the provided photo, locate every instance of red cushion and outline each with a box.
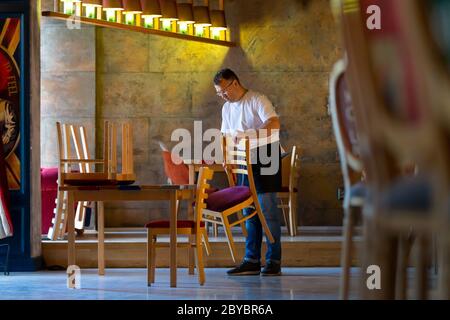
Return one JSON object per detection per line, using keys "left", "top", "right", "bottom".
{"left": 191, "top": 187, "right": 219, "bottom": 207}
{"left": 205, "top": 186, "right": 252, "bottom": 212}
{"left": 162, "top": 151, "right": 189, "bottom": 185}
{"left": 41, "top": 167, "right": 58, "bottom": 191}
{"left": 41, "top": 167, "right": 59, "bottom": 234}
{"left": 145, "top": 220, "right": 205, "bottom": 229}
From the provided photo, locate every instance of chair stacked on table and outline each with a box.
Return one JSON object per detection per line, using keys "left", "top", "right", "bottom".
{"left": 47, "top": 121, "right": 136, "bottom": 240}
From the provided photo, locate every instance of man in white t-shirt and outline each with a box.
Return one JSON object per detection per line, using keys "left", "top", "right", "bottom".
{"left": 214, "top": 68, "right": 282, "bottom": 276}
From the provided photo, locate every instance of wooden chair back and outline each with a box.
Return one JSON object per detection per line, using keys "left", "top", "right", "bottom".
{"left": 195, "top": 167, "right": 214, "bottom": 230}
{"left": 222, "top": 136, "right": 258, "bottom": 196}
{"left": 281, "top": 146, "right": 300, "bottom": 192}
{"left": 56, "top": 121, "right": 109, "bottom": 186}
{"left": 56, "top": 121, "right": 135, "bottom": 185}
{"left": 330, "top": 59, "right": 364, "bottom": 190}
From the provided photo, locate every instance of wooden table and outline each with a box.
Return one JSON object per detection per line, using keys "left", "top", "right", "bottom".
{"left": 60, "top": 184, "right": 195, "bottom": 288}
{"left": 183, "top": 160, "right": 224, "bottom": 184}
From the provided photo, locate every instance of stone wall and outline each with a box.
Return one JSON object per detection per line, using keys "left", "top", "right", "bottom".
{"left": 40, "top": 0, "right": 344, "bottom": 227}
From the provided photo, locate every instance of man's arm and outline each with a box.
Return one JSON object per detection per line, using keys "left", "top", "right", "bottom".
{"left": 233, "top": 117, "right": 280, "bottom": 142}
{"left": 258, "top": 116, "right": 280, "bottom": 138}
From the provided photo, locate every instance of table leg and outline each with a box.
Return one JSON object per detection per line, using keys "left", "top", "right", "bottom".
{"left": 170, "top": 191, "right": 178, "bottom": 287}
{"left": 67, "top": 191, "right": 75, "bottom": 268}
{"left": 188, "top": 164, "right": 195, "bottom": 185}
{"left": 98, "top": 201, "right": 105, "bottom": 276}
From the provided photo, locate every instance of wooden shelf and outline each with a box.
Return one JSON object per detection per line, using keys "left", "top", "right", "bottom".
{"left": 42, "top": 11, "right": 236, "bottom": 48}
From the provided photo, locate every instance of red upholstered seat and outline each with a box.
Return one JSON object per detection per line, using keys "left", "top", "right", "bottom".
{"left": 162, "top": 151, "right": 189, "bottom": 184}
{"left": 41, "top": 167, "right": 59, "bottom": 234}
{"left": 205, "top": 186, "right": 252, "bottom": 212}
{"left": 145, "top": 220, "right": 205, "bottom": 229}
{"left": 191, "top": 187, "right": 219, "bottom": 207}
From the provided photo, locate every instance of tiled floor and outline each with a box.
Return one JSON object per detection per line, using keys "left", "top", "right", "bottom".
{"left": 0, "top": 267, "right": 360, "bottom": 300}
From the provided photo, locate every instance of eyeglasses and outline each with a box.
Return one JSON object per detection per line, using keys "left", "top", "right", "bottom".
{"left": 216, "top": 80, "right": 234, "bottom": 97}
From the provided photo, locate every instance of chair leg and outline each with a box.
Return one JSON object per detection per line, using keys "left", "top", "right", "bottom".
{"left": 202, "top": 229, "right": 212, "bottom": 256}
{"left": 195, "top": 231, "right": 205, "bottom": 286}
{"left": 60, "top": 191, "right": 69, "bottom": 239}
{"left": 432, "top": 234, "right": 438, "bottom": 276}
{"left": 147, "top": 231, "right": 152, "bottom": 286}
{"left": 237, "top": 210, "right": 248, "bottom": 238}
{"left": 254, "top": 199, "right": 274, "bottom": 244}
{"left": 223, "top": 218, "right": 238, "bottom": 263}
{"left": 339, "top": 204, "right": 354, "bottom": 300}
{"left": 363, "top": 221, "right": 398, "bottom": 300}
{"left": 97, "top": 201, "right": 105, "bottom": 276}
{"left": 415, "top": 235, "right": 429, "bottom": 300}
{"left": 395, "top": 233, "right": 412, "bottom": 300}
{"left": 188, "top": 235, "right": 195, "bottom": 275}
{"left": 150, "top": 236, "right": 156, "bottom": 283}
{"left": 279, "top": 199, "right": 289, "bottom": 233}
{"left": 289, "top": 192, "right": 298, "bottom": 236}
{"left": 75, "top": 201, "right": 87, "bottom": 231}
{"left": 438, "top": 236, "right": 450, "bottom": 299}
{"left": 48, "top": 191, "right": 65, "bottom": 240}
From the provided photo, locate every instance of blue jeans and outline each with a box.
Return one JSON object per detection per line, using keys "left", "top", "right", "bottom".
{"left": 242, "top": 192, "right": 282, "bottom": 265}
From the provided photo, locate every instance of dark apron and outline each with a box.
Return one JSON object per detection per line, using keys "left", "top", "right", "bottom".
{"left": 237, "top": 141, "right": 282, "bottom": 193}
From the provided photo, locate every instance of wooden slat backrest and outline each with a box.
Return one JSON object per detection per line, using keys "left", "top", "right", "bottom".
{"left": 195, "top": 167, "right": 214, "bottom": 230}
{"left": 222, "top": 135, "right": 259, "bottom": 197}
{"left": 330, "top": 59, "right": 364, "bottom": 188}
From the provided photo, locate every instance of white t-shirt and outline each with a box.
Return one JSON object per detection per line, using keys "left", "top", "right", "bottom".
{"left": 220, "top": 90, "right": 279, "bottom": 148}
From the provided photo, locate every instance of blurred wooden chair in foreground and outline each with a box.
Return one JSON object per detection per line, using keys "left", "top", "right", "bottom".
{"left": 340, "top": 0, "right": 449, "bottom": 299}
{"left": 401, "top": 0, "right": 450, "bottom": 299}
{"left": 329, "top": 59, "right": 366, "bottom": 300}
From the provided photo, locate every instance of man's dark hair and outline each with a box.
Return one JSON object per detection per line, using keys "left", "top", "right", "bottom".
{"left": 214, "top": 68, "right": 241, "bottom": 85}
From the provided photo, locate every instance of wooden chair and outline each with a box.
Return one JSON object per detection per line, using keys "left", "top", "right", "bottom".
{"left": 48, "top": 121, "right": 136, "bottom": 240}
{"left": 201, "top": 136, "right": 275, "bottom": 263}
{"left": 340, "top": 0, "right": 448, "bottom": 299}
{"left": 277, "top": 146, "right": 300, "bottom": 236}
{"left": 329, "top": 59, "right": 366, "bottom": 300}
{"left": 157, "top": 141, "right": 212, "bottom": 257}
{"left": 399, "top": 0, "right": 450, "bottom": 299}
{"left": 47, "top": 122, "right": 106, "bottom": 240}
{"left": 145, "top": 167, "right": 214, "bottom": 286}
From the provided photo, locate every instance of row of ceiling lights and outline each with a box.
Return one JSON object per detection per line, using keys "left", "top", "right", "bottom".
{"left": 58, "top": 0, "right": 228, "bottom": 40}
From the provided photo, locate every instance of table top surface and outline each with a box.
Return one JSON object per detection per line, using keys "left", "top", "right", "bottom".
{"left": 59, "top": 184, "right": 196, "bottom": 191}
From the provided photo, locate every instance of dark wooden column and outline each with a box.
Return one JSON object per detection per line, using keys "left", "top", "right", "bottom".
{"left": 0, "top": 0, "right": 42, "bottom": 271}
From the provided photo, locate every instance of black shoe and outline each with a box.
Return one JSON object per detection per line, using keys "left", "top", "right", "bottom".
{"left": 227, "top": 261, "right": 261, "bottom": 276}
{"left": 261, "top": 262, "right": 281, "bottom": 276}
